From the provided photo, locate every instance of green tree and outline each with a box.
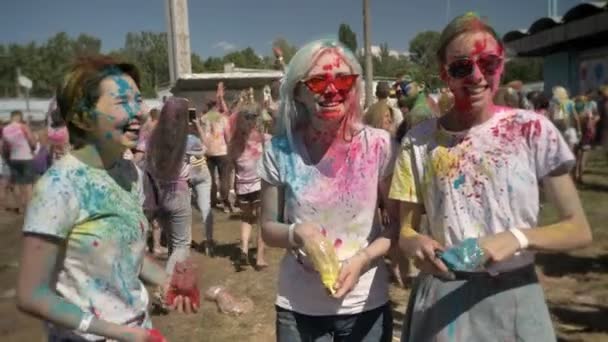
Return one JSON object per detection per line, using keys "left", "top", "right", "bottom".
{"left": 338, "top": 23, "right": 358, "bottom": 54}
{"left": 203, "top": 57, "right": 224, "bottom": 72}
{"left": 409, "top": 31, "right": 441, "bottom": 88}
{"left": 272, "top": 37, "right": 297, "bottom": 64}
{"left": 118, "top": 31, "right": 170, "bottom": 97}
{"left": 191, "top": 53, "right": 205, "bottom": 73}
{"left": 502, "top": 57, "right": 543, "bottom": 84}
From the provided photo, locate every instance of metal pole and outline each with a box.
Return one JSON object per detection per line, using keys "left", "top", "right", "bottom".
{"left": 446, "top": 0, "right": 451, "bottom": 25}
{"left": 553, "top": 0, "right": 558, "bottom": 17}
{"left": 363, "top": 0, "right": 374, "bottom": 108}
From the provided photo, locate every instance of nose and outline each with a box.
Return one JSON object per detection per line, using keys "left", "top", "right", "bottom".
{"left": 468, "top": 61, "right": 484, "bottom": 82}
{"left": 325, "top": 82, "right": 338, "bottom": 94}
{"left": 135, "top": 102, "right": 148, "bottom": 121}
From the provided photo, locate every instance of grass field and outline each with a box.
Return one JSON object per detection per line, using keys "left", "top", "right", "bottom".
{"left": 0, "top": 151, "right": 606, "bottom": 341}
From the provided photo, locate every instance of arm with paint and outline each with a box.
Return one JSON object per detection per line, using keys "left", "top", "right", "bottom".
{"left": 17, "top": 235, "right": 156, "bottom": 342}
{"left": 397, "top": 202, "right": 450, "bottom": 276}
{"left": 479, "top": 173, "right": 592, "bottom": 262}
{"left": 333, "top": 177, "right": 400, "bottom": 298}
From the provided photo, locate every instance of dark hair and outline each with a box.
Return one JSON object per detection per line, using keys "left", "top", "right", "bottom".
{"left": 146, "top": 97, "right": 190, "bottom": 181}
{"left": 437, "top": 13, "right": 504, "bottom": 65}
{"left": 375, "top": 81, "right": 391, "bottom": 99}
{"left": 397, "top": 97, "right": 409, "bottom": 109}
{"left": 206, "top": 100, "right": 217, "bottom": 110}
{"left": 149, "top": 108, "right": 160, "bottom": 121}
{"left": 56, "top": 55, "right": 140, "bottom": 148}
{"left": 10, "top": 110, "right": 23, "bottom": 120}
{"left": 526, "top": 91, "right": 549, "bottom": 111}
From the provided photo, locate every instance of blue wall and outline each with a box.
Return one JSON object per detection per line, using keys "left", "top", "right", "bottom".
{"left": 543, "top": 52, "right": 575, "bottom": 96}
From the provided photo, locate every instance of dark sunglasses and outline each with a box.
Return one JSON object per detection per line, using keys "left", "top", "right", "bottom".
{"left": 303, "top": 74, "right": 359, "bottom": 94}
{"left": 447, "top": 54, "right": 503, "bottom": 79}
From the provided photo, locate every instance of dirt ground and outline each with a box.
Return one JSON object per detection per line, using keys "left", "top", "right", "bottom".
{"left": 0, "top": 151, "right": 607, "bottom": 342}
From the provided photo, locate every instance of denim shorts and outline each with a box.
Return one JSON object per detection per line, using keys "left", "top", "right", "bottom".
{"left": 276, "top": 303, "right": 392, "bottom": 342}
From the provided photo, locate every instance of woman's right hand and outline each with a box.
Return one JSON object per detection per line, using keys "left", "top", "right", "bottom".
{"left": 293, "top": 222, "right": 324, "bottom": 248}
{"left": 400, "top": 234, "right": 450, "bottom": 276}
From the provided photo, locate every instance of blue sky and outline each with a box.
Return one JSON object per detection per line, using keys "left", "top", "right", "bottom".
{"left": 1, "top": 0, "right": 587, "bottom": 58}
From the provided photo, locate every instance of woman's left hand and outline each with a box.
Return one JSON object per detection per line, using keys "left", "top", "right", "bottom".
{"left": 333, "top": 252, "right": 369, "bottom": 299}
{"left": 478, "top": 231, "right": 521, "bottom": 264}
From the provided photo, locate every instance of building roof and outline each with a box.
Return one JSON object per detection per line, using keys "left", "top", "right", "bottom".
{"left": 503, "top": 2, "right": 608, "bottom": 56}
{"left": 171, "top": 70, "right": 283, "bottom": 92}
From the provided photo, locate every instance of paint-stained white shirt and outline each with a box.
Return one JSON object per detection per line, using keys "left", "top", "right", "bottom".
{"left": 389, "top": 109, "right": 575, "bottom": 272}
{"left": 258, "top": 127, "right": 397, "bottom": 315}
{"left": 23, "top": 154, "right": 150, "bottom": 340}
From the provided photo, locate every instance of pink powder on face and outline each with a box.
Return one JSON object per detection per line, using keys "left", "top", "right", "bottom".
{"left": 323, "top": 64, "right": 333, "bottom": 71}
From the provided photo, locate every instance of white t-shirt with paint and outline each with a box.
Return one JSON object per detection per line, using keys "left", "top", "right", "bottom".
{"left": 258, "top": 127, "right": 396, "bottom": 315}
{"left": 23, "top": 154, "right": 150, "bottom": 340}
{"left": 389, "top": 109, "right": 575, "bottom": 273}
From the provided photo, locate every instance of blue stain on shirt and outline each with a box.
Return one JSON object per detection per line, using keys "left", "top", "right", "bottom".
{"left": 453, "top": 174, "right": 465, "bottom": 189}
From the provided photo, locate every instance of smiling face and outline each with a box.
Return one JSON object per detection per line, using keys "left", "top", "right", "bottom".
{"left": 441, "top": 31, "right": 504, "bottom": 116}
{"left": 299, "top": 49, "right": 357, "bottom": 122}
{"left": 91, "top": 74, "right": 146, "bottom": 151}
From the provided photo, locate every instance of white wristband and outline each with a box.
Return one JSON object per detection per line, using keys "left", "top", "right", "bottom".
{"left": 77, "top": 312, "right": 94, "bottom": 333}
{"left": 509, "top": 228, "right": 529, "bottom": 250}
{"left": 288, "top": 223, "right": 298, "bottom": 248}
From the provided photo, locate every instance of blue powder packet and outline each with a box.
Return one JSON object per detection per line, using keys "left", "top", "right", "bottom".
{"left": 438, "top": 238, "right": 486, "bottom": 272}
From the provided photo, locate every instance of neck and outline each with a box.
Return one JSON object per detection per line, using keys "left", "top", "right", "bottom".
{"left": 444, "top": 103, "right": 496, "bottom": 131}
{"left": 72, "top": 142, "right": 123, "bottom": 170}
{"left": 305, "top": 114, "right": 343, "bottom": 147}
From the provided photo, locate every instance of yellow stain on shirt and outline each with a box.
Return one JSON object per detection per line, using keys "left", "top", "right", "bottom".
{"left": 431, "top": 146, "right": 459, "bottom": 179}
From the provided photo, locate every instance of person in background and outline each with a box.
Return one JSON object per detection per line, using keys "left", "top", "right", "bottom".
{"left": 0, "top": 126, "right": 10, "bottom": 210}
{"left": 493, "top": 86, "right": 520, "bottom": 108}
{"left": 549, "top": 86, "right": 581, "bottom": 151}
{"left": 369, "top": 81, "right": 403, "bottom": 129}
{"left": 598, "top": 85, "right": 608, "bottom": 158}
{"left": 526, "top": 90, "right": 550, "bottom": 117}
{"left": 259, "top": 39, "right": 397, "bottom": 341}
{"left": 2, "top": 110, "right": 36, "bottom": 214}
{"left": 133, "top": 107, "right": 159, "bottom": 164}
{"left": 16, "top": 55, "right": 195, "bottom": 342}
{"left": 574, "top": 95, "right": 600, "bottom": 183}
{"left": 201, "top": 98, "right": 233, "bottom": 212}
{"left": 188, "top": 121, "right": 215, "bottom": 257}
{"left": 144, "top": 97, "right": 194, "bottom": 276}
{"left": 390, "top": 13, "right": 592, "bottom": 341}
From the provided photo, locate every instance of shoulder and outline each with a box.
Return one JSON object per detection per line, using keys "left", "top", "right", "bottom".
{"left": 404, "top": 117, "right": 438, "bottom": 146}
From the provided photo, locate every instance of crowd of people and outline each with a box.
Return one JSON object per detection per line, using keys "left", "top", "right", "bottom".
{"left": 2, "top": 11, "right": 602, "bottom": 342}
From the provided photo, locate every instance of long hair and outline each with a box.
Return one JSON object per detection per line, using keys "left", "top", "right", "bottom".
{"left": 275, "top": 39, "right": 364, "bottom": 149}
{"left": 363, "top": 101, "right": 394, "bottom": 130}
{"left": 228, "top": 103, "right": 265, "bottom": 161}
{"left": 146, "top": 97, "right": 189, "bottom": 181}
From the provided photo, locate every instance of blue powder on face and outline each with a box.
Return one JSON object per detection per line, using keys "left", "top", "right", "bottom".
{"left": 112, "top": 76, "right": 138, "bottom": 120}
{"left": 105, "top": 132, "right": 113, "bottom": 140}
{"left": 439, "top": 238, "right": 485, "bottom": 272}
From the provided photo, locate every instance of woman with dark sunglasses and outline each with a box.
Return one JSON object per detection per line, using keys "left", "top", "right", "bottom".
{"left": 258, "top": 39, "right": 398, "bottom": 341}
{"left": 390, "top": 13, "right": 591, "bottom": 341}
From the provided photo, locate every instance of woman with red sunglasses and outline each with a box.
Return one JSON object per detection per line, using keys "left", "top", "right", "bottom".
{"left": 258, "top": 39, "right": 398, "bottom": 341}
{"left": 390, "top": 13, "right": 591, "bottom": 341}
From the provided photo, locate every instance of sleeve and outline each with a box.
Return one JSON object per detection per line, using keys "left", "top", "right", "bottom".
{"left": 388, "top": 137, "right": 421, "bottom": 203}
{"left": 534, "top": 115, "right": 576, "bottom": 179}
{"left": 257, "top": 138, "right": 282, "bottom": 186}
{"left": 22, "top": 171, "right": 79, "bottom": 239}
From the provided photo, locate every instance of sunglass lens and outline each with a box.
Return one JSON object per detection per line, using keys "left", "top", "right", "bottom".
{"left": 448, "top": 59, "right": 474, "bottom": 79}
{"left": 304, "top": 77, "right": 329, "bottom": 94}
{"left": 478, "top": 55, "right": 502, "bottom": 74}
{"left": 334, "top": 75, "right": 358, "bottom": 91}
